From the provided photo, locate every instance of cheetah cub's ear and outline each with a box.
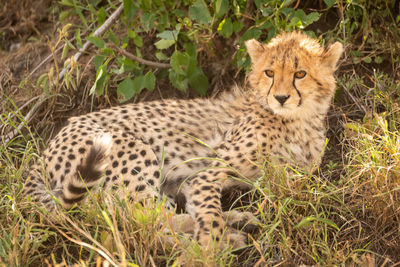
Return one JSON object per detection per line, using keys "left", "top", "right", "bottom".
{"left": 321, "top": 42, "right": 343, "bottom": 71}
{"left": 245, "top": 39, "right": 265, "bottom": 62}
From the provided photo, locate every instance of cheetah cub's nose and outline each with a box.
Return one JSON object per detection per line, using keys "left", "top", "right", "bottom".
{"left": 274, "top": 95, "right": 290, "bottom": 105}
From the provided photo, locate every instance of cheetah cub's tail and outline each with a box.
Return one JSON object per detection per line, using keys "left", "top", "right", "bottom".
{"left": 76, "top": 133, "right": 113, "bottom": 182}
{"left": 56, "top": 132, "right": 113, "bottom": 210}
{"left": 24, "top": 133, "right": 113, "bottom": 212}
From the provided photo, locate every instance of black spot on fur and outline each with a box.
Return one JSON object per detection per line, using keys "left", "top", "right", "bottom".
{"left": 135, "top": 185, "right": 146, "bottom": 192}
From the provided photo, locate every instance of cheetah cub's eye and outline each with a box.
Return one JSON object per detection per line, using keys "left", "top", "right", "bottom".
{"left": 264, "top": 70, "right": 274, "bottom": 78}
{"left": 294, "top": 70, "right": 307, "bottom": 79}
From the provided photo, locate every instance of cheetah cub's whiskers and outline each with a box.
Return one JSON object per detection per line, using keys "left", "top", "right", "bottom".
{"left": 23, "top": 31, "right": 343, "bottom": 249}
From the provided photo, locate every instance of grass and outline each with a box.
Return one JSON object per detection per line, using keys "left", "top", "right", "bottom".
{"left": 1, "top": 0, "right": 400, "bottom": 266}
{"left": 2, "top": 79, "right": 399, "bottom": 265}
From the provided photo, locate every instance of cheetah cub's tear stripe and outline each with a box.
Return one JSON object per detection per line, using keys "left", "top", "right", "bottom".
{"left": 23, "top": 31, "right": 343, "bottom": 249}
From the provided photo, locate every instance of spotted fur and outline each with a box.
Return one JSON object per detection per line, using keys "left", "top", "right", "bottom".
{"left": 23, "top": 31, "right": 343, "bottom": 248}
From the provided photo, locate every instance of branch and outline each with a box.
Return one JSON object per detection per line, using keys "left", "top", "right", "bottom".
{"left": 110, "top": 43, "right": 171, "bottom": 69}
{"left": 58, "top": 4, "right": 124, "bottom": 80}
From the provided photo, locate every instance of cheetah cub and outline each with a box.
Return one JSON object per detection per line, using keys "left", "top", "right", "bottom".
{"left": 23, "top": 31, "right": 343, "bottom": 248}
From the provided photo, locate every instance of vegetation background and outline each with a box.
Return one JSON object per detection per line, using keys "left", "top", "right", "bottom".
{"left": 1, "top": 0, "right": 400, "bottom": 265}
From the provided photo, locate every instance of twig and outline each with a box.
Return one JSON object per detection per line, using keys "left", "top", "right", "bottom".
{"left": 14, "top": 95, "right": 41, "bottom": 112}
{"left": 338, "top": 80, "right": 367, "bottom": 114}
{"left": 27, "top": 21, "right": 94, "bottom": 80}
{"left": 293, "top": 0, "right": 300, "bottom": 10}
{"left": 58, "top": 4, "right": 124, "bottom": 80}
{"left": 110, "top": 43, "right": 171, "bottom": 69}
{"left": 3, "top": 4, "right": 124, "bottom": 143}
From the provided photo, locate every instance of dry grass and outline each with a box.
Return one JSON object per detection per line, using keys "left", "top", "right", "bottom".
{"left": 1, "top": 0, "right": 400, "bottom": 266}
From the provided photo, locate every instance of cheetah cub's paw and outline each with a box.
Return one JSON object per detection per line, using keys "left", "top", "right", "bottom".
{"left": 166, "top": 211, "right": 259, "bottom": 249}
{"left": 224, "top": 210, "right": 260, "bottom": 234}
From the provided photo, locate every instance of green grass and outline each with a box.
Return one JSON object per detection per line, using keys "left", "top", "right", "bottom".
{"left": 2, "top": 76, "right": 399, "bottom": 265}
{"left": 1, "top": 0, "right": 400, "bottom": 266}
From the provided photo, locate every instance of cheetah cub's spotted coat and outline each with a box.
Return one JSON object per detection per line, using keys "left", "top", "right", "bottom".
{"left": 23, "top": 32, "right": 343, "bottom": 248}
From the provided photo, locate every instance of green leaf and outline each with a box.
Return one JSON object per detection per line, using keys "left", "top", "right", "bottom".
{"left": 108, "top": 31, "right": 120, "bottom": 46}
{"left": 189, "top": 0, "right": 212, "bottom": 25}
{"left": 75, "top": 28, "right": 82, "bottom": 48}
{"left": 128, "top": 29, "right": 136, "bottom": 39}
{"left": 363, "top": 57, "right": 372, "bottom": 63}
{"left": 154, "top": 39, "right": 176, "bottom": 50}
{"left": 184, "top": 43, "right": 197, "bottom": 59}
{"left": 217, "top": 18, "right": 233, "bottom": 38}
{"left": 90, "top": 65, "right": 107, "bottom": 96}
{"left": 295, "top": 216, "right": 339, "bottom": 231}
{"left": 144, "top": 71, "right": 156, "bottom": 91}
{"left": 59, "top": 0, "right": 74, "bottom": 7}
{"left": 170, "top": 51, "right": 190, "bottom": 75}
{"left": 61, "top": 44, "right": 69, "bottom": 60}
{"left": 305, "top": 12, "right": 321, "bottom": 25}
{"left": 323, "top": 0, "right": 336, "bottom": 8}
{"left": 97, "top": 7, "right": 106, "bottom": 25}
{"left": 37, "top": 74, "right": 50, "bottom": 96}
{"left": 93, "top": 55, "right": 106, "bottom": 70}
{"left": 123, "top": 0, "right": 136, "bottom": 19}
{"left": 155, "top": 51, "right": 168, "bottom": 61}
{"left": 59, "top": 10, "right": 71, "bottom": 22}
{"left": 117, "top": 77, "right": 136, "bottom": 102}
{"left": 117, "top": 57, "right": 139, "bottom": 73}
{"left": 134, "top": 36, "right": 143, "bottom": 47}
{"left": 241, "top": 27, "right": 262, "bottom": 41}
{"left": 133, "top": 75, "right": 146, "bottom": 94}
{"left": 76, "top": 9, "right": 88, "bottom": 28}
{"left": 87, "top": 36, "right": 105, "bottom": 49}
{"left": 232, "top": 20, "right": 243, "bottom": 33}
{"left": 188, "top": 67, "right": 209, "bottom": 96}
{"left": 128, "top": 30, "right": 143, "bottom": 47}
{"left": 215, "top": 0, "right": 229, "bottom": 17}
{"left": 119, "top": 57, "right": 139, "bottom": 72}
{"left": 173, "top": 9, "right": 186, "bottom": 17}
{"left": 156, "top": 30, "right": 179, "bottom": 40}
{"left": 254, "top": 0, "right": 263, "bottom": 8}
{"left": 169, "top": 70, "right": 188, "bottom": 92}
{"left": 374, "top": 56, "right": 383, "bottom": 64}
{"left": 91, "top": 58, "right": 111, "bottom": 96}
{"left": 141, "top": 12, "right": 156, "bottom": 31}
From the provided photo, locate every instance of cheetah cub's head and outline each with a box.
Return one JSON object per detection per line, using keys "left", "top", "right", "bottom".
{"left": 245, "top": 31, "right": 343, "bottom": 118}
